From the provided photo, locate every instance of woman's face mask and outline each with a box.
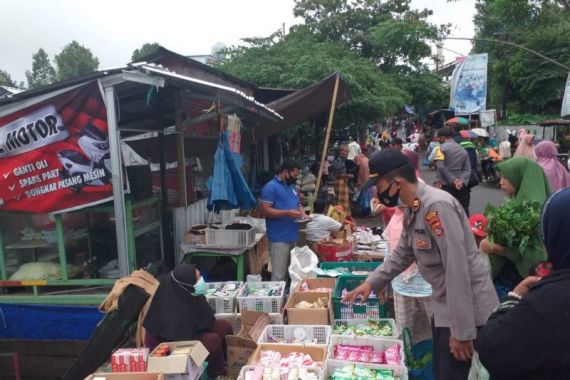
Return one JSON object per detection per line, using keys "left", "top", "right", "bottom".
{"left": 191, "top": 277, "right": 207, "bottom": 297}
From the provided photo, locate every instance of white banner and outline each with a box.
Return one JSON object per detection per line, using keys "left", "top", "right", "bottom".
{"left": 561, "top": 72, "right": 570, "bottom": 117}
{"left": 480, "top": 109, "right": 496, "bottom": 128}
{"left": 0, "top": 105, "right": 69, "bottom": 158}
{"left": 450, "top": 53, "right": 488, "bottom": 115}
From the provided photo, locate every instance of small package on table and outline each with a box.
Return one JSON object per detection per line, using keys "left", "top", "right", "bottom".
{"left": 147, "top": 341, "right": 209, "bottom": 380}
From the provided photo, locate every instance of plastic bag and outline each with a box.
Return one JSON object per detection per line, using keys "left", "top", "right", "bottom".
{"left": 288, "top": 246, "right": 319, "bottom": 293}
{"left": 468, "top": 352, "right": 490, "bottom": 380}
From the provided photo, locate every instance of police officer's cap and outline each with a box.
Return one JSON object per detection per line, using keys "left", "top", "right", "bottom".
{"left": 364, "top": 148, "right": 410, "bottom": 189}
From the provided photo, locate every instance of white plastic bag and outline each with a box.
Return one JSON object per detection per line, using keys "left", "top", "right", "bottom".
{"left": 288, "top": 246, "right": 319, "bottom": 293}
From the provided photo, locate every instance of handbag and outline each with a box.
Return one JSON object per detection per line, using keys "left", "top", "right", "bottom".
{"left": 468, "top": 170, "right": 480, "bottom": 188}
{"left": 403, "top": 327, "right": 434, "bottom": 380}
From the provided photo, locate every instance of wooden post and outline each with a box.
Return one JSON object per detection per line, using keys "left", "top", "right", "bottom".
{"left": 175, "top": 91, "right": 188, "bottom": 208}
{"left": 311, "top": 74, "right": 341, "bottom": 213}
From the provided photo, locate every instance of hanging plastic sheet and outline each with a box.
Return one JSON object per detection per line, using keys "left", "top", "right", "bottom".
{"left": 207, "top": 132, "right": 256, "bottom": 211}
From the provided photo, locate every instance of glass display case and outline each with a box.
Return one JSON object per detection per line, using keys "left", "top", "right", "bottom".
{"left": 0, "top": 196, "right": 163, "bottom": 303}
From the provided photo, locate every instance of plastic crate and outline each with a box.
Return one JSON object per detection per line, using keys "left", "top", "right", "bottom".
{"left": 325, "top": 359, "right": 408, "bottom": 380}
{"left": 332, "top": 276, "right": 388, "bottom": 319}
{"left": 319, "top": 261, "right": 382, "bottom": 278}
{"left": 237, "top": 365, "right": 324, "bottom": 380}
{"left": 205, "top": 227, "right": 255, "bottom": 247}
{"left": 236, "top": 281, "right": 286, "bottom": 313}
{"left": 332, "top": 318, "right": 399, "bottom": 339}
{"left": 258, "top": 325, "right": 332, "bottom": 345}
{"left": 205, "top": 281, "right": 243, "bottom": 313}
{"left": 215, "top": 312, "right": 285, "bottom": 334}
{"left": 328, "top": 335, "right": 406, "bottom": 368}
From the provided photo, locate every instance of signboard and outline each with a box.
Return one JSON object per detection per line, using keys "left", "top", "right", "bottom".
{"left": 561, "top": 72, "right": 570, "bottom": 117}
{"left": 0, "top": 82, "right": 112, "bottom": 213}
{"left": 480, "top": 109, "right": 496, "bottom": 128}
{"left": 450, "top": 53, "right": 488, "bottom": 115}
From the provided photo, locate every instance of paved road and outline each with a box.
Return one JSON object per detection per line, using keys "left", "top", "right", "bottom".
{"left": 419, "top": 164, "right": 506, "bottom": 215}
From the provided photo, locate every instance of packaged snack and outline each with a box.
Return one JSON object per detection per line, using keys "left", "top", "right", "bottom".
{"left": 384, "top": 344, "right": 401, "bottom": 366}
{"left": 369, "top": 350, "right": 385, "bottom": 364}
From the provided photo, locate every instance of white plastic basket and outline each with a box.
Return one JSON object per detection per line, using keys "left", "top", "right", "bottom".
{"left": 258, "top": 325, "right": 332, "bottom": 345}
{"left": 205, "top": 281, "right": 244, "bottom": 313}
{"left": 325, "top": 359, "right": 408, "bottom": 380}
{"left": 328, "top": 335, "right": 406, "bottom": 368}
{"left": 237, "top": 365, "right": 324, "bottom": 380}
{"left": 205, "top": 227, "right": 255, "bottom": 247}
{"left": 237, "top": 281, "right": 286, "bottom": 313}
{"left": 332, "top": 318, "right": 399, "bottom": 339}
{"left": 215, "top": 312, "right": 285, "bottom": 334}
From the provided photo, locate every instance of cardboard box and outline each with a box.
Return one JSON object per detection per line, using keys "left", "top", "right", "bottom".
{"left": 147, "top": 341, "right": 208, "bottom": 380}
{"left": 226, "top": 310, "right": 273, "bottom": 378}
{"left": 85, "top": 373, "right": 164, "bottom": 380}
{"left": 294, "top": 278, "right": 337, "bottom": 293}
{"left": 285, "top": 292, "right": 333, "bottom": 325}
{"left": 248, "top": 343, "right": 327, "bottom": 366}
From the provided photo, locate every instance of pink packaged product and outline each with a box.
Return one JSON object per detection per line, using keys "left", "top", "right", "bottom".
{"left": 384, "top": 344, "right": 402, "bottom": 365}
{"left": 111, "top": 348, "right": 149, "bottom": 372}
{"left": 257, "top": 350, "right": 322, "bottom": 369}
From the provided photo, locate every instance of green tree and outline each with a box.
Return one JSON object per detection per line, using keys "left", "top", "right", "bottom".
{"left": 0, "top": 69, "right": 17, "bottom": 87}
{"left": 55, "top": 41, "right": 100, "bottom": 81}
{"left": 131, "top": 42, "right": 161, "bottom": 61}
{"left": 25, "top": 48, "right": 57, "bottom": 89}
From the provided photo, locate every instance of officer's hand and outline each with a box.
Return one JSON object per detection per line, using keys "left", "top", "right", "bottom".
{"left": 449, "top": 337, "right": 474, "bottom": 362}
{"left": 342, "top": 281, "right": 372, "bottom": 305}
{"left": 454, "top": 178, "right": 464, "bottom": 190}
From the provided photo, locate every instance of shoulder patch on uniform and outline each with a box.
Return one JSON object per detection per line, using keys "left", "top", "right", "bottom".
{"left": 425, "top": 211, "right": 444, "bottom": 237}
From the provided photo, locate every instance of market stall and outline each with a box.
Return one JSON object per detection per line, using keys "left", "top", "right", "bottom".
{"left": 0, "top": 63, "right": 282, "bottom": 304}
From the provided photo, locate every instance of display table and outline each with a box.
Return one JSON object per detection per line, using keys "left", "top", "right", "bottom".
{"left": 180, "top": 233, "right": 267, "bottom": 281}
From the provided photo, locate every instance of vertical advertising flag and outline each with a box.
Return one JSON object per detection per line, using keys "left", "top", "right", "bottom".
{"left": 0, "top": 82, "right": 113, "bottom": 213}
{"left": 561, "top": 72, "right": 570, "bottom": 117}
{"left": 450, "top": 53, "right": 488, "bottom": 115}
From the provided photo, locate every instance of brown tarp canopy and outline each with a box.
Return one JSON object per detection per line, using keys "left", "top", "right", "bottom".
{"left": 244, "top": 72, "right": 351, "bottom": 143}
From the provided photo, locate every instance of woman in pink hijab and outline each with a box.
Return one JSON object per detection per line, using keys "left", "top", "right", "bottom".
{"left": 514, "top": 128, "right": 536, "bottom": 160}
{"left": 535, "top": 140, "right": 570, "bottom": 192}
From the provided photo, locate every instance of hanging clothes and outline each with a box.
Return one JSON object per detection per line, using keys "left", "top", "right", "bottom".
{"left": 226, "top": 114, "right": 242, "bottom": 153}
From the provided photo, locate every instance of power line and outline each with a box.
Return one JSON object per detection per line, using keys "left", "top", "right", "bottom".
{"left": 443, "top": 36, "right": 570, "bottom": 71}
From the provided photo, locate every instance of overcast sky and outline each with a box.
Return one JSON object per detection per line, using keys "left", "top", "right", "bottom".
{"left": 1, "top": 0, "right": 475, "bottom": 84}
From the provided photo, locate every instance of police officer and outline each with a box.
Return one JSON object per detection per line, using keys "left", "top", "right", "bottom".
{"left": 344, "top": 149, "right": 498, "bottom": 380}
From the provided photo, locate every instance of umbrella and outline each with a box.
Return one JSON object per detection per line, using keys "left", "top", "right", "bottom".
{"left": 445, "top": 117, "right": 469, "bottom": 126}
{"left": 460, "top": 130, "right": 478, "bottom": 139}
{"left": 471, "top": 128, "right": 489, "bottom": 137}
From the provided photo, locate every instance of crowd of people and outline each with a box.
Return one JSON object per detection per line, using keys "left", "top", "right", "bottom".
{"left": 137, "top": 122, "right": 570, "bottom": 379}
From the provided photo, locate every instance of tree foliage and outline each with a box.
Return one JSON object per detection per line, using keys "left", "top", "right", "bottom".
{"left": 25, "top": 48, "right": 57, "bottom": 89}
{"left": 132, "top": 42, "right": 161, "bottom": 61}
{"left": 473, "top": 0, "right": 570, "bottom": 113}
{"left": 0, "top": 69, "right": 17, "bottom": 87}
{"left": 55, "top": 41, "right": 100, "bottom": 81}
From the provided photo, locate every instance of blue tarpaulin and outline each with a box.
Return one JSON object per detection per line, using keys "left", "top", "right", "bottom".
{"left": 207, "top": 132, "right": 256, "bottom": 211}
{"left": 0, "top": 303, "right": 103, "bottom": 340}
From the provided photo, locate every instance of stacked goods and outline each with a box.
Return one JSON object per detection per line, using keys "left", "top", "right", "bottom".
{"left": 332, "top": 319, "right": 398, "bottom": 339}
{"left": 237, "top": 281, "right": 286, "bottom": 313}
{"left": 332, "top": 277, "right": 388, "bottom": 319}
{"left": 238, "top": 366, "right": 320, "bottom": 380}
{"left": 258, "top": 325, "right": 332, "bottom": 345}
{"left": 111, "top": 348, "right": 149, "bottom": 372}
{"left": 205, "top": 281, "right": 243, "bottom": 313}
{"left": 286, "top": 292, "right": 333, "bottom": 325}
{"left": 328, "top": 364, "right": 399, "bottom": 380}
{"left": 319, "top": 262, "right": 381, "bottom": 278}
{"left": 329, "top": 337, "right": 404, "bottom": 367}
{"left": 297, "top": 173, "right": 317, "bottom": 193}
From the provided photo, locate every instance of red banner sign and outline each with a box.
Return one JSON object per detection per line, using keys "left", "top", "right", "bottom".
{"left": 0, "top": 82, "right": 113, "bottom": 213}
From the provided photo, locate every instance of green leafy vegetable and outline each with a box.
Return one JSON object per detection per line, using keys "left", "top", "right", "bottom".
{"left": 484, "top": 199, "right": 542, "bottom": 256}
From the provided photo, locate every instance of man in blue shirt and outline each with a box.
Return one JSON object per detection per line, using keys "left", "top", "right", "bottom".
{"left": 260, "top": 159, "right": 307, "bottom": 281}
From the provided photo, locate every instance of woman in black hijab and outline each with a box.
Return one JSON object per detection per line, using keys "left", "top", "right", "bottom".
{"left": 143, "top": 264, "right": 233, "bottom": 377}
{"left": 475, "top": 188, "right": 570, "bottom": 379}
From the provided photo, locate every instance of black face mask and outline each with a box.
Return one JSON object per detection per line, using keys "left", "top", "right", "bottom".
{"left": 285, "top": 171, "right": 297, "bottom": 185}
{"left": 378, "top": 182, "right": 400, "bottom": 207}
